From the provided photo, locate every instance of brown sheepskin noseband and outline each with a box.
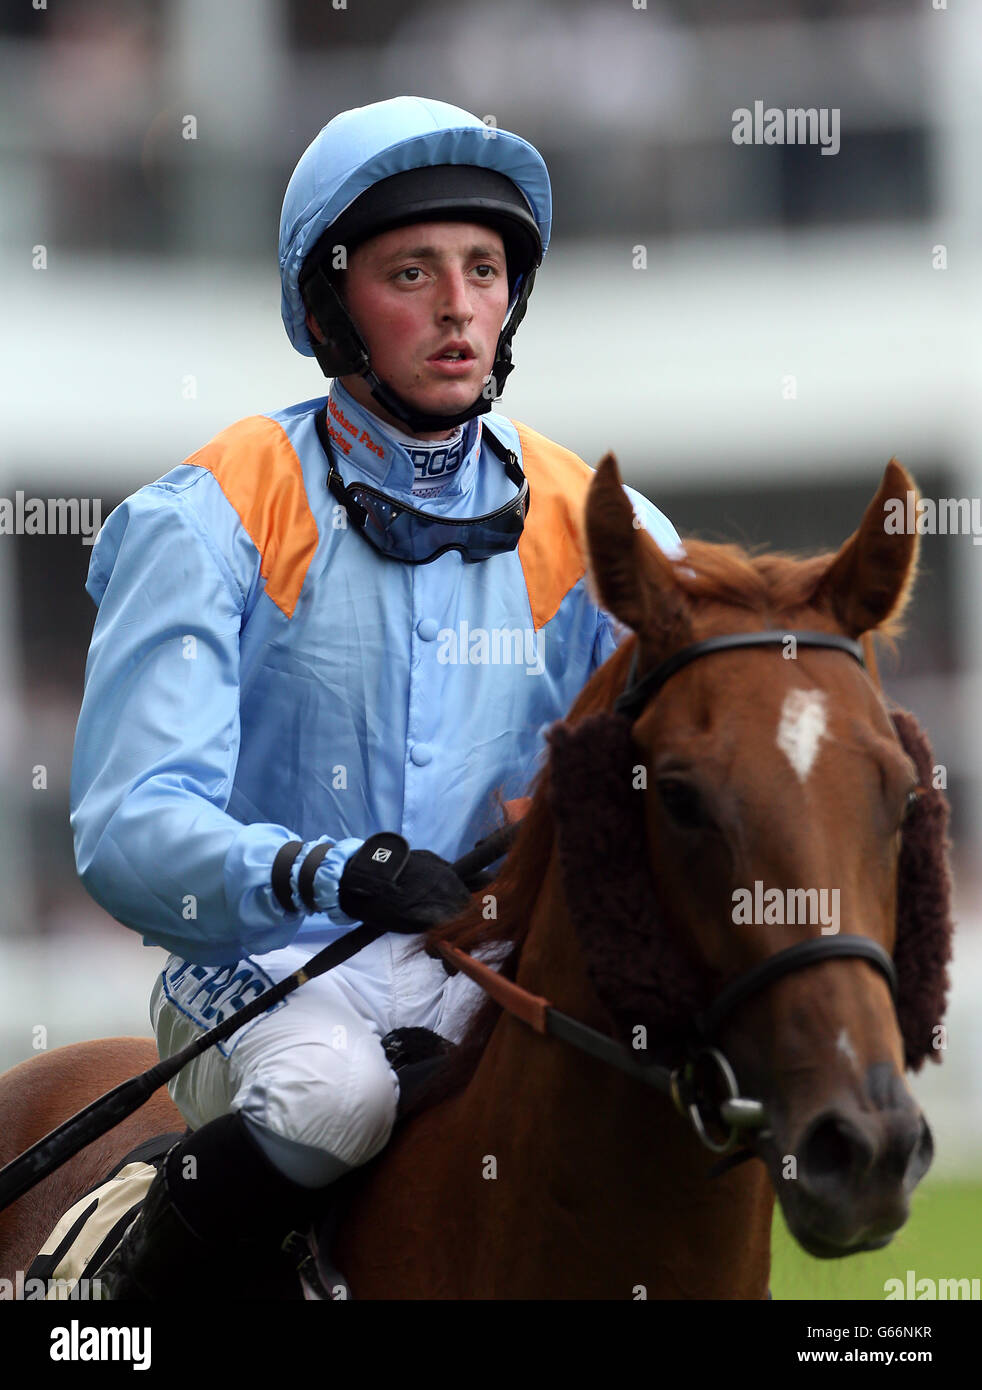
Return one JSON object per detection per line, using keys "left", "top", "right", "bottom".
{"left": 546, "top": 713, "right": 714, "bottom": 1058}
{"left": 889, "top": 707, "right": 954, "bottom": 1069}
{"left": 546, "top": 706, "right": 953, "bottom": 1072}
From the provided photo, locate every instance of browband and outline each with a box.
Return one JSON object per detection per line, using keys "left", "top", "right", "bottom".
{"left": 614, "top": 630, "right": 865, "bottom": 722}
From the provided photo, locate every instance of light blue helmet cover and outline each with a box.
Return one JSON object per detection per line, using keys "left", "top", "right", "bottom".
{"left": 278, "top": 96, "right": 552, "bottom": 357}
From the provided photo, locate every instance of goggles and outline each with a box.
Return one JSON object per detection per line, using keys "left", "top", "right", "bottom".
{"left": 315, "top": 404, "right": 529, "bottom": 565}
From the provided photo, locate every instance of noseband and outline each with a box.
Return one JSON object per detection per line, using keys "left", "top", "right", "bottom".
{"left": 440, "top": 627, "right": 905, "bottom": 1169}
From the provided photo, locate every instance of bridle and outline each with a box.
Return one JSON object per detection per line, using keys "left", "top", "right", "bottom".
{"left": 436, "top": 629, "right": 901, "bottom": 1172}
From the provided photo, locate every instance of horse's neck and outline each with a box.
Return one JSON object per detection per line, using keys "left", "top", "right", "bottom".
{"left": 372, "top": 849, "right": 774, "bottom": 1298}
{"left": 338, "top": 847, "right": 772, "bottom": 1296}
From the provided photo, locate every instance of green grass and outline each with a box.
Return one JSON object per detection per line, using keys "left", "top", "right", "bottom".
{"left": 770, "top": 1177, "right": 982, "bottom": 1300}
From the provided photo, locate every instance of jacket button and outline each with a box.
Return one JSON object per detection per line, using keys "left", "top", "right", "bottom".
{"left": 417, "top": 618, "right": 439, "bottom": 641}
{"left": 410, "top": 744, "right": 433, "bottom": 767}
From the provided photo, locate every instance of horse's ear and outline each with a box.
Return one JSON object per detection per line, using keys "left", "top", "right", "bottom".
{"left": 584, "top": 454, "right": 691, "bottom": 644}
{"left": 811, "top": 459, "right": 920, "bottom": 637}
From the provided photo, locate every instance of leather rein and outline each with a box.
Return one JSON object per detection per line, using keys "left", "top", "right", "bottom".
{"left": 435, "top": 629, "right": 900, "bottom": 1173}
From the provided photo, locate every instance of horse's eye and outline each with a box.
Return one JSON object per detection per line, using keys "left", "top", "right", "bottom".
{"left": 657, "top": 778, "right": 711, "bottom": 832}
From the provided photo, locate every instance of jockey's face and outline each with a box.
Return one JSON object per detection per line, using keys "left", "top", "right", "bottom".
{"left": 307, "top": 221, "right": 510, "bottom": 440}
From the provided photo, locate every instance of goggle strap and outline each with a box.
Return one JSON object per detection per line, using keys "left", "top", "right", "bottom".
{"left": 314, "top": 402, "right": 529, "bottom": 560}
{"left": 481, "top": 423, "right": 525, "bottom": 491}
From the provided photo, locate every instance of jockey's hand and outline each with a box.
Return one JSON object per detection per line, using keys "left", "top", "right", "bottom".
{"left": 338, "top": 833, "right": 472, "bottom": 934}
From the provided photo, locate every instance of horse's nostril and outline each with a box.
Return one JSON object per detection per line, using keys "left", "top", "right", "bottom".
{"left": 917, "top": 1116, "right": 934, "bottom": 1167}
{"left": 800, "top": 1113, "right": 874, "bottom": 1187}
{"left": 907, "top": 1116, "right": 935, "bottom": 1186}
{"left": 896, "top": 1114, "right": 934, "bottom": 1188}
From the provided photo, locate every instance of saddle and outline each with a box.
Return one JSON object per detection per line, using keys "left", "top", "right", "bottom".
{"left": 27, "top": 1026, "right": 454, "bottom": 1301}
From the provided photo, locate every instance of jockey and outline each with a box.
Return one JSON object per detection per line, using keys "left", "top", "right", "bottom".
{"left": 71, "top": 96, "right": 682, "bottom": 1298}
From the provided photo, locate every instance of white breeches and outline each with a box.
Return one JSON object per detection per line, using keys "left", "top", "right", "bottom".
{"left": 150, "top": 934, "right": 485, "bottom": 1185}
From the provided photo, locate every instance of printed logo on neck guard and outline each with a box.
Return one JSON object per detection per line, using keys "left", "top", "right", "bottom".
{"left": 407, "top": 435, "right": 466, "bottom": 497}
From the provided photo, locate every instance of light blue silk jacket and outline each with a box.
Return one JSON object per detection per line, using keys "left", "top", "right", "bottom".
{"left": 70, "top": 384, "right": 681, "bottom": 966}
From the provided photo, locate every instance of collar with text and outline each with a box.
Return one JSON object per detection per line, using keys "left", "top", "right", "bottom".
{"left": 325, "top": 381, "right": 483, "bottom": 498}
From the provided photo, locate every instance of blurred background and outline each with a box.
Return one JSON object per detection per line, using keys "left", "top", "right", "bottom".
{"left": 0, "top": 0, "right": 979, "bottom": 1287}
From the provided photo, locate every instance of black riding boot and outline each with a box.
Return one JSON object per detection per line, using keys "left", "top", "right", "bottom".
{"left": 92, "top": 1111, "right": 324, "bottom": 1300}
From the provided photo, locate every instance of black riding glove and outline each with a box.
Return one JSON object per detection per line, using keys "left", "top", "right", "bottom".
{"left": 338, "top": 833, "right": 472, "bottom": 934}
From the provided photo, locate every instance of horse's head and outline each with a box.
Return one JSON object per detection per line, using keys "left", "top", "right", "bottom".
{"left": 569, "top": 456, "right": 951, "bottom": 1259}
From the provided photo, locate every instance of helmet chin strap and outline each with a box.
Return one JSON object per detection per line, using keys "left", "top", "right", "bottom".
{"left": 305, "top": 265, "right": 535, "bottom": 435}
{"left": 360, "top": 364, "right": 499, "bottom": 434}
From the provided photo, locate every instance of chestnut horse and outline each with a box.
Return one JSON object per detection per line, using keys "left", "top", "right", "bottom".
{"left": 0, "top": 454, "right": 949, "bottom": 1297}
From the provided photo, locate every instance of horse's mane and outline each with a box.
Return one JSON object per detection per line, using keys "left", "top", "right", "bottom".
{"left": 652, "top": 536, "right": 908, "bottom": 642}
{"left": 677, "top": 541, "right": 831, "bottom": 611}
{"left": 415, "top": 535, "right": 901, "bottom": 1108}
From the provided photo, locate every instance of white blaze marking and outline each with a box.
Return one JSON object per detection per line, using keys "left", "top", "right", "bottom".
{"left": 836, "top": 1027, "right": 859, "bottom": 1070}
{"left": 776, "top": 688, "right": 828, "bottom": 783}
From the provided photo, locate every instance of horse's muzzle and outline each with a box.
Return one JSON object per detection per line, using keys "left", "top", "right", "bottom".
{"left": 771, "top": 1075, "right": 934, "bottom": 1258}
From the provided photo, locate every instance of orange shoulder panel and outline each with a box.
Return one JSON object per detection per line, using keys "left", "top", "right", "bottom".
{"left": 512, "top": 419, "right": 594, "bottom": 631}
{"left": 186, "top": 415, "right": 318, "bottom": 619}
